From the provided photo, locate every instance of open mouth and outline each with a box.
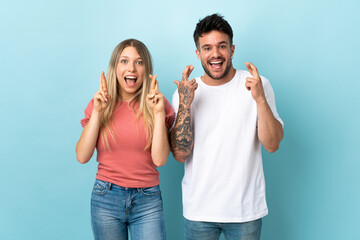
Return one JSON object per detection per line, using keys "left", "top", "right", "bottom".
{"left": 209, "top": 59, "right": 224, "bottom": 70}
{"left": 124, "top": 75, "right": 137, "bottom": 87}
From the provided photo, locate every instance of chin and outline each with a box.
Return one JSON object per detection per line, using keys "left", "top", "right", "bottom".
{"left": 209, "top": 71, "right": 226, "bottom": 80}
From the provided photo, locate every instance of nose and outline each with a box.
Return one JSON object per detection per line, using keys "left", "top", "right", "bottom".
{"left": 128, "top": 62, "right": 136, "bottom": 72}
{"left": 211, "top": 47, "right": 220, "bottom": 58}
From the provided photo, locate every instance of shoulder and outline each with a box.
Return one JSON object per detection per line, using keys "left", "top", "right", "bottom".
{"left": 163, "top": 96, "right": 175, "bottom": 127}
{"left": 86, "top": 98, "right": 94, "bottom": 109}
{"left": 82, "top": 99, "right": 94, "bottom": 115}
{"left": 80, "top": 99, "right": 94, "bottom": 127}
{"left": 163, "top": 96, "right": 174, "bottom": 114}
{"left": 163, "top": 96, "right": 172, "bottom": 109}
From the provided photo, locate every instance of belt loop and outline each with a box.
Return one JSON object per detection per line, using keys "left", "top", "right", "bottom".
{"left": 108, "top": 182, "right": 112, "bottom": 190}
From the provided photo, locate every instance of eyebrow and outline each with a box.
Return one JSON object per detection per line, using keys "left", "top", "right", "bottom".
{"left": 120, "top": 56, "right": 142, "bottom": 60}
{"left": 201, "top": 41, "right": 229, "bottom": 48}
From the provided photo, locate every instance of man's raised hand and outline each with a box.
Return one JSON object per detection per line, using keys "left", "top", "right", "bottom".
{"left": 174, "top": 65, "right": 198, "bottom": 106}
{"left": 245, "top": 62, "right": 266, "bottom": 103}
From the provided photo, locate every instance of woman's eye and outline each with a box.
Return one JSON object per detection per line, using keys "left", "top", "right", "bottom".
{"left": 136, "top": 61, "right": 143, "bottom": 65}
{"left": 121, "top": 60, "right": 127, "bottom": 64}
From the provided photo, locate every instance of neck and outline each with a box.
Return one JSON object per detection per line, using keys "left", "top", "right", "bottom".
{"left": 119, "top": 94, "right": 137, "bottom": 103}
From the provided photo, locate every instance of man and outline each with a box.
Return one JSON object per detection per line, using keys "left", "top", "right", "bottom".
{"left": 170, "top": 14, "right": 284, "bottom": 240}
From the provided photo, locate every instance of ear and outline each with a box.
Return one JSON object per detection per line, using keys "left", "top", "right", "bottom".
{"left": 231, "top": 45, "right": 235, "bottom": 58}
{"left": 196, "top": 49, "right": 201, "bottom": 60}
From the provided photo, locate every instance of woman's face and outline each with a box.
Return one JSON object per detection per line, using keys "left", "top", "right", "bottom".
{"left": 116, "top": 46, "right": 145, "bottom": 101}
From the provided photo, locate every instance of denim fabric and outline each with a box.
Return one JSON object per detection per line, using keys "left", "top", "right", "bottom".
{"left": 91, "top": 179, "right": 166, "bottom": 240}
{"left": 184, "top": 217, "right": 262, "bottom": 240}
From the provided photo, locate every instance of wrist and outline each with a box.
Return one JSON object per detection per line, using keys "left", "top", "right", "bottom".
{"left": 92, "top": 109, "right": 104, "bottom": 120}
{"left": 255, "top": 96, "right": 267, "bottom": 105}
{"left": 153, "top": 111, "right": 166, "bottom": 119}
{"left": 179, "top": 94, "right": 193, "bottom": 107}
{"left": 179, "top": 101, "right": 192, "bottom": 109}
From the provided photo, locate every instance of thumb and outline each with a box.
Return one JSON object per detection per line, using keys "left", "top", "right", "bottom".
{"left": 174, "top": 80, "right": 180, "bottom": 87}
{"left": 194, "top": 83, "right": 199, "bottom": 90}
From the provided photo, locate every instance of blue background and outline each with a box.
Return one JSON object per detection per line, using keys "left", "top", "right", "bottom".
{"left": 1, "top": 0, "right": 359, "bottom": 239}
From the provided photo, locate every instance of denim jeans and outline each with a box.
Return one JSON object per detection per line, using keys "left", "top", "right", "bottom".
{"left": 91, "top": 179, "right": 166, "bottom": 240}
{"left": 184, "top": 217, "right": 262, "bottom": 240}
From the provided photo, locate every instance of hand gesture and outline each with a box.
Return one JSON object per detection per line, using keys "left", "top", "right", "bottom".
{"left": 245, "top": 62, "right": 266, "bottom": 103}
{"left": 174, "top": 65, "right": 198, "bottom": 106}
{"left": 93, "top": 71, "right": 111, "bottom": 113}
{"left": 147, "top": 74, "right": 165, "bottom": 114}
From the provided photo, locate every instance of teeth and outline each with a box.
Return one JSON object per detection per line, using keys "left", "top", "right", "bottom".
{"left": 210, "top": 61, "right": 222, "bottom": 65}
{"left": 125, "top": 76, "right": 137, "bottom": 79}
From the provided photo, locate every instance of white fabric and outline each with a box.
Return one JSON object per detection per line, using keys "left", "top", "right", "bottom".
{"left": 172, "top": 70, "right": 283, "bottom": 223}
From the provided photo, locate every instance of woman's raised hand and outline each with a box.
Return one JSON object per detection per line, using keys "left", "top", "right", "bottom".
{"left": 93, "top": 71, "right": 111, "bottom": 113}
{"left": 147, "top": 74, "right": 165, "bottom": 114}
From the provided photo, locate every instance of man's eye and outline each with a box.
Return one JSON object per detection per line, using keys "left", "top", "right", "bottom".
{"left": 204, "top": 47, "right": 210, "bottom": 51}
{"left": 220, "top": 45, "right": 226, "bottom": 49}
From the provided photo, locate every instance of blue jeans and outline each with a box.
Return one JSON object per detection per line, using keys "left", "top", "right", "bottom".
{"left": 91, "top": 179, "right": 166, "bottom": 240}
{"left": 184, "top": 217, "right": 262, "bottom": 240}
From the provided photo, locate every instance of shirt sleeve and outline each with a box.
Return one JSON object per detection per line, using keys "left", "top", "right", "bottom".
{"left": 80, "top": 99, "right": 94, "bottom": 128}
{"left": 262, "top": 76, "right": 284, "bottom": 127}
{"left": 170, "top": 89, "right": 179, "bottom": 131}
{"left": 164, "top": 97, "right": 175, "bottom": 130}
{"left": 171, "top": 89, "right": 179, "bottom": 115}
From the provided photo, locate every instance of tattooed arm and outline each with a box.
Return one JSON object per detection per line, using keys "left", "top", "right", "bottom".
{"left": 170, "top": 65, "right": 198, "bottom": 163}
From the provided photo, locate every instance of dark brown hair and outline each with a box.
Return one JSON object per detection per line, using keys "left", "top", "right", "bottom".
{"left": 193, "top": 13, "right": 233, "bottom": 49}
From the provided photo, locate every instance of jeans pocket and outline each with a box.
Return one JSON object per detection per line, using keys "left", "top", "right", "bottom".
{"left": 92, "top": 179, "right": 110, "bottom": 195}
{"left": 140, "top": 185, "right": 161, "bottom": 196}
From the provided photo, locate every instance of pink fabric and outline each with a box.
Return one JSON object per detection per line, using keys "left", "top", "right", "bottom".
{"left": 81, "top": 98, "right": 175, "bottom": 188}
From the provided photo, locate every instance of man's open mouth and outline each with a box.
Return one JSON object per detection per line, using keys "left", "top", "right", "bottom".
{"left": 209, "top": 59, "right": 224, "bottom": 70}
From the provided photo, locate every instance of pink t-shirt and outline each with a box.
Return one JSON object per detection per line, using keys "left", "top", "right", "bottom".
{"left": 80, "top": 98, "right": 175, "bottom": 188}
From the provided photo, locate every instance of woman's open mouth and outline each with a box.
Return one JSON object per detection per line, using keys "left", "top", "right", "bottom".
{"left": 124, "top": 75, "right": 137, "bottom": 87}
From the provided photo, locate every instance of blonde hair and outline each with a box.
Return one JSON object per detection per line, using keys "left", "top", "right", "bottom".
{"left": 100, "top": 39, "right": 154, "bottom": 150}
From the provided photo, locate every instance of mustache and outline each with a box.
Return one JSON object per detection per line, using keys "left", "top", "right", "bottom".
{"left": 208, "top": 58, "right": 225, "bottom": 62}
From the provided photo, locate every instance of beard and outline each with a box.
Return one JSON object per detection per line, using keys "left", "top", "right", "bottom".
{"left": 201, "top": 58, "right": 232, "bottom": 80}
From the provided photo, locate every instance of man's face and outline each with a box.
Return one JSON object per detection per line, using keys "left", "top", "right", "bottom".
{"left": 196, "top": 30, "right": 235, "bottom": 81}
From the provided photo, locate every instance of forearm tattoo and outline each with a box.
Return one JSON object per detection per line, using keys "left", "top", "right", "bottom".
{"left": 171, "top": 102, "right": 193, "bottom": 159}
{"left": 179, "top": 86, "right": 191, "bottom": 106}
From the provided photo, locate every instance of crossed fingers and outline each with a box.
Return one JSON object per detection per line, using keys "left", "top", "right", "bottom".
{"left": 245, "top": 62, "right": 261, "bottom": 91}
{"left": 148, "top": 74, "right": 159, "bottom": 103}
{"left": 98, "top": 71, "right": 109, "bottom": 102}
{"left": 93, "top": 71, "right": 111, "bottom": 112}
{"left": 182, "top": 65, "right": 194, "bottom": 81}
{"left": 175, "top": 65, "right": 197, "bottom": 88}
{"left": 245, "top": 62, "right": 259, "bottom": 78}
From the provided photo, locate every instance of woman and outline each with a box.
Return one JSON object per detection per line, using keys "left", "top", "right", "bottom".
{"left": 76, "top": 39, "right": 174, "bottom": 240}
